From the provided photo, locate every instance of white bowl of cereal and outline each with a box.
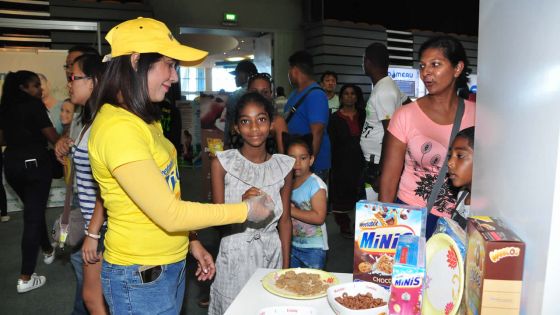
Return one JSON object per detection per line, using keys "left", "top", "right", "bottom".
{"left": 258, "top": 306, "right": 318, "bottom": 315}
{"left": 327, "top": 281, "right": 389, "bottom": 315}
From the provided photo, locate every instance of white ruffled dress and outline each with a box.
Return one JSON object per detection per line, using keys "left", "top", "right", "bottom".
{"left": 209, "top": 149, "right": 295, "bottom": 315}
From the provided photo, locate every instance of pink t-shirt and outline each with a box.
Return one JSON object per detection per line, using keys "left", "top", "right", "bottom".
{"left": 387, "top": 100, "right": 476, "bottom": 217}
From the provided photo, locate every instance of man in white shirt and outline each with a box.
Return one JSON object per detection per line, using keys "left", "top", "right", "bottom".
{"left": 274, "top": 86, "right": 288, "bottom": 115}
{"left": 360, "top": 43, "right": 408, "bottom": 199}
{"left": 320, "top": 71, "right": 339, "bottom": 113}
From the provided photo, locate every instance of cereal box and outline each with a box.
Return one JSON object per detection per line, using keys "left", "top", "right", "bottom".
{"left": 389, "top": 235, "right": 426, "bottom": 315}
{"left": 466, "top": 217, "right": 525, "bottom": 315}
{"left": 353, "top": 201, "right": 426, "bottom": 288}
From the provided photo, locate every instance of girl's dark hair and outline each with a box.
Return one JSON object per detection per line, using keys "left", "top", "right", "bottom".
{"left": 247, "top": 73, "right": 273, "bottom": 90}
{"left": 455, "top": 126, "right": 475, "bottom": 148}
{"left": 233, "top": 92, "right": 275, "bottom": 124}
{"left": 91, "top": 53, "right": 166, "bottom": 123}
{"left": 0, "top": 70, "right": 39, "bottom": 112}
{"left": 338, "top": 84, "right": 366, "bottom": 111}
{"left": 456, "top": 80, "right": 470, "bottom": 99}
{"left": 231, "top": 92, "right": 275, "bottom": 152}
{"left": 72, "top": 53, "right": 105, "bottom": 125}
{"left": 68, "top": 45, "right": 100, "bottom": 56}
{"left": 419, "top": 35, "right": 470, "bottom": 91}
{"left": 283, "top": 133, "right": 314, "bottom": 155}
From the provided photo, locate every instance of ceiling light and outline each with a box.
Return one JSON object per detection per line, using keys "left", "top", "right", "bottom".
{"left": 226, "top": 57, "right": 245, "bottom": 62}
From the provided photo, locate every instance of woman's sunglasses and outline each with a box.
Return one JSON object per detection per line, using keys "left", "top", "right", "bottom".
{"left": 248, "top": 72, "right": 272, "bottom": 83}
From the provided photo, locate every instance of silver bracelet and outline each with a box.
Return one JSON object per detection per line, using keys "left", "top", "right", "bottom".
{"left": 84, "top": 230, "right": 101, "bottom": 240}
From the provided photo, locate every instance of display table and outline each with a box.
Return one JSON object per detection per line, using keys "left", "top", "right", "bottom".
{"left": 224, "top": 268, "right": 353, "bottom": 315}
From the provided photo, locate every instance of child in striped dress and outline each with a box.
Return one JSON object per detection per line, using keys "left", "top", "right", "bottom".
{"left": 56, "top": 53, "right": 108, "bottom": 314}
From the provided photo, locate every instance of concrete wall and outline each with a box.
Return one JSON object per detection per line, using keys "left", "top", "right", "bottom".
{"left": 150, "top": 0, "right": 305, "bottom": 93}
{"left": 304, "top": 21, "right": 387, "bottom": 96}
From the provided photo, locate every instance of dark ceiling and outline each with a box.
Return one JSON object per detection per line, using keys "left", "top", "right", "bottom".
{"left": 323, "top": 0, "right": 479, "bottom": 36}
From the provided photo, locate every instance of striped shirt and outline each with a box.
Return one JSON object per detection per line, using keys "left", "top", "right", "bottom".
{"left": 72, "top": 126, "right": 105, "bottom": 228}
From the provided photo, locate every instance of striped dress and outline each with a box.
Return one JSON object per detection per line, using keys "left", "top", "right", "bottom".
{"left": 72, "top": 126, "right": 105, "bottom": 229}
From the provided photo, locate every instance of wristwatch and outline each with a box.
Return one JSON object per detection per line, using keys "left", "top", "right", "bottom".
{"left": 84, "top": 230, "right": 101, "bottom": 240}
{"left": 189, "top": 231, "right": 199, "bottom": 241}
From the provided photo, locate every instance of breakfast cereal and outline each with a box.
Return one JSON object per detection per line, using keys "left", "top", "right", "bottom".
{"left": 335, "top": 292, "right": 387, "bottom": 310}
{"left": 354, "top": 201, "right": 426, "bottom": 288}
{"left": 275, "top": 271, "right": 330, "bottom": 296}
{"left": 466, "top": 217, "right": 525, "bottom": 315}
{"left": 388, "top": 235, "right": 426, "bottom": 315}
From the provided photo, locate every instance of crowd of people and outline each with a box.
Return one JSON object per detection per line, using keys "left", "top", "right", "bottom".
{"left": 0, "top": 15, "right": 476, "bottom": 315}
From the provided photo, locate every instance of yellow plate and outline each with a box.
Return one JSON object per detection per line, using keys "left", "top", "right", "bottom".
{"left": 261, "top": 268, "right": 339, "bottom": 300}
{"left": 422, "top": 233, "right": 464, "bottom": 315}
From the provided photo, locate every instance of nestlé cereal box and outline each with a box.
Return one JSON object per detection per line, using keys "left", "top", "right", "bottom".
{"left": 353, "top": 201, "right": 426, "bottom": 288}
{"left": 466, "top": 217, "right": 525, "bottom": 315}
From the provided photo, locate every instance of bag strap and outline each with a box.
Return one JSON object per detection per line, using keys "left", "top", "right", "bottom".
{"left": 61, "top": 156, "right": 74, "bottom": 225}
{"left": 425, "top": 97, "right": 465, "bottom": 214}
{"left": 451, "top": 190, "right": 469, "bottom": 228}
{"left": 61, "top": 124, "right": 89, "bottom": 224}
{"left": 285, "top": 86, "right": 323, "bottom": 124}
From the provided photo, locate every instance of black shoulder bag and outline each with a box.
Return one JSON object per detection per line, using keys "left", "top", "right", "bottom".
{"left": 285, "top": 87, "right": 323, "bottom": 124}
{"left": 425, "top": 98, "right": 466, "bottom": 214}
{"left": 451, "top": 190, "right": 469, "bottom": 229}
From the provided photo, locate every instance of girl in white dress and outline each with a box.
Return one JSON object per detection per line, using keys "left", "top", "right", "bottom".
{"left": 209, "top": 92, "right": 294, "bottom": 314}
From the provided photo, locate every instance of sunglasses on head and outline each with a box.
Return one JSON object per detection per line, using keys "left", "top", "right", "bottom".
{"left": 248, "top": 72, "right": 272, "bottom": 82}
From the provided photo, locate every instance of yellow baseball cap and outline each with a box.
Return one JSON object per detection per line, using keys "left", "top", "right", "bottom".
{"left": 105, "top": 17, "right": 208, "bottom": 66}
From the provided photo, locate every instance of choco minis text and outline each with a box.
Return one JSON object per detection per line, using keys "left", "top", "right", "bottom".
{"left": 353, "top": 201, "right": 427, "bottom": 288}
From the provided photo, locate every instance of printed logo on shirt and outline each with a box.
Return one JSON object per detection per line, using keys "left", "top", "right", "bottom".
{"left": 362, "top": 122, "right": 373, "bottom": 138}
{"left": 161, "top": 160, "right": 180, "bottom": 194}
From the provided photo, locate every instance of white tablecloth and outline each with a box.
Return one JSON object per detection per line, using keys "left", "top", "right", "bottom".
{"left": 224, "top": 268, "right": 353, "bottom": 315}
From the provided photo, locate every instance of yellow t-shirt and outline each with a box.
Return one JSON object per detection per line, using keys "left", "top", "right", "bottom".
{"left": 89, "top": 104, "right": 246, "bottom": 265}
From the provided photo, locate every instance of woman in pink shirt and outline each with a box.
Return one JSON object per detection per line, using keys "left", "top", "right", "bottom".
{"left": 379, "top": 35, "right": 475, "bottom": 237}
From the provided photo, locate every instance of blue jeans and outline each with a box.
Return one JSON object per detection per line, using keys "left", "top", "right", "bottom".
{"left": 101, "top": 259, "right": 186, "bottom": 315}
{"left": 71, "top": 246, "right": 88, "bottom": 315}
{"left": 425, "top": 212, "right": 440, "bottom": 239}
{"left": 290, "top": 247, "right": 327, "bottom": 269}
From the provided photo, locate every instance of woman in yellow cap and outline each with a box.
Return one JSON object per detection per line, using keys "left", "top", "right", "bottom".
{"left": 87, "top": 17, "right": 274, "bottom": 314}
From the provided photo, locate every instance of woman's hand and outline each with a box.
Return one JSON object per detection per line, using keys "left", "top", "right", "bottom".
{"left": 189, "top": 240, "right": 216, "bottom": 281}
{"left": 245, "top": 193, "right": 275, "bottom": 223}
{"left": 82, "top": 236, "right": 101, "bottom": 264}
{"left": 242, "top": 187, "right": 262, "bottom": 201}
{"left": 54, "top": 136, "right": 74, "bottom": 164}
